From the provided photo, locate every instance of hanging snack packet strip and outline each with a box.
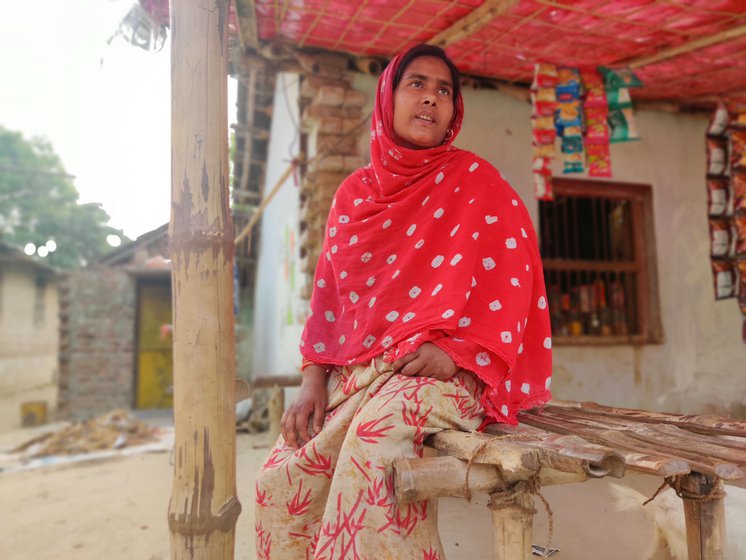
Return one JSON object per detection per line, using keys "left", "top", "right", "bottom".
{"left": 581, "top": 68, "right": 611, "bottom": 177}
{"left": 555, "top": 67, "right": 585, "bottom": 174}
{"left": 706, "top": 105, "right": 736, "bottom": 303}
{"left": 731, "top": 113, "right": 746, "bottom": 306}
{"left": 531, "top": 63, "right": 558, "bottom": 200}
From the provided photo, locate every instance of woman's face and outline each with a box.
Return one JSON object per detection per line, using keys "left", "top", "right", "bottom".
{"left": 392, "top": 56, "right": 455, "bottom": 149}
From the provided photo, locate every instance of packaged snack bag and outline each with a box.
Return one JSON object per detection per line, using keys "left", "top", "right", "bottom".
{"left": 711, "top": 259, "right": 737, "bottom": 299}
{"left": 608, "top": 107, "right": 640, "bottom": 142}
{"left": 532, "top": 157, "right": 552, "bottom": 175}
{"left": 709, "top": 217, "right": 734, "bottom": 257}
{"left": 533, "top": 143, "right": 556, "bottom": 158}
{"left": 532, "top": 116, "right": 555, "bottom": 131}
{"left": 532, "top": 63, "right": 558, "bottom": 89}
{"left": 606, "top": 87, "right": 632, "bottom": 108}
{"left": 598, "top": 67, "right": 643, "bottom": 90}
{"left": 587, "top": 143, "right": 611, "bottom": 177}
{"left": 707, "top": 102, "right": 730, "bottom": 136}
{"left": 533, "top": 171, "right": 553, "bottom": 200}
{"left": 556, "top": 100, "right": 582, "bottom": 128}
{"left": 737, "top": 259, "right": 746, "bottom": 314}
{"left": 581, "top": 69, "right": 607, "bottom": 108}
{"left": 730, "top": 130, "right": 746, "bottom": 168}
{"left": 708, "top": 176, "right": 731, "bottom": 216}
{"left": 585, "top": 107, "right": 611, "bottom": 143}
{"left": 531, "top": 89, "right": 558, "bottom": 117}
{"left": 731, "top": 110, "right": 746, "bottom": 130}
{"left": 707, "top": 136, "right": 728, "bottom": 175}
{"left": 562, "top": 150, "right": 585, "bottom": 174}
{"left": 735, "top": 214, "right": 746, "bottom": 256}
{"left": 533, "top": 128, "right": 557, "bottom": 145}
{"left": 732, "top": 172, "right": 746, "bottom": 213}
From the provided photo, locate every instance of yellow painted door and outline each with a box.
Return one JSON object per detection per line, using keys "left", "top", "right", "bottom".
{"left": 136, "top": 283, "right": 173, "bottom": 409}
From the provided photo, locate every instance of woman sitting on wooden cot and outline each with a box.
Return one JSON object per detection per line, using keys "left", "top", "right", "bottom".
{"left": 255, "top": 43, "right": 553, "bottom": 560}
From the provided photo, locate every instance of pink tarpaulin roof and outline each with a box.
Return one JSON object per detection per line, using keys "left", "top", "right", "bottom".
{"left": 144, "top": 0, "right": 746, "bottom": 104}
{"left": 251, "top": 0, "right": 746, "bottom": 104}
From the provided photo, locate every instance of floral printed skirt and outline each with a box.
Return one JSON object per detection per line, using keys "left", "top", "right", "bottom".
{"left": 254, "top": 358, "right": 485, "bottom": 560}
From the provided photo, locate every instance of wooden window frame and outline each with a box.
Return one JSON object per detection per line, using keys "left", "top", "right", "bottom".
{"left": 541, "top": 178, "right": 664, "bottom": 346}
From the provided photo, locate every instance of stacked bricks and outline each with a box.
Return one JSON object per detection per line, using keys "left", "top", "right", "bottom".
{"left": 298, "top": 53, "right": 367, "bottom": 296}
{"left": 56, "top": 269, "right": 136, "bottom": 420}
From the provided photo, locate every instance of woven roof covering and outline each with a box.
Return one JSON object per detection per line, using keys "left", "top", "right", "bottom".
{"left": 245, "top": 0, "right": 746, "bottom": 105}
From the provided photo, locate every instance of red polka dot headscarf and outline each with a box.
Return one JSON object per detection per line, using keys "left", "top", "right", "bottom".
{"left": 300, "top": 45, "right": 552, "bottom": 424}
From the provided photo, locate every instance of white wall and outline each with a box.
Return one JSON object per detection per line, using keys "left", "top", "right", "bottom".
{"left": 0, "top": 263, "right": 59, "bottom": 394}
{"left": 252, "top": 74, "right": 307, "bottom": 376}
{"left": 454, "top": 87, "right": 745, "bottom": 416}
{"left": 257, "top": 72, "right": 746, "bottom": 416}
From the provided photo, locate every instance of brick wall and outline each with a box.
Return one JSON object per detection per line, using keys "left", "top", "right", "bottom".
{"left": 57, "top": 268, "right": 137, "bottom": 420}
{"left": 297, "top": 54, "right": 367, "bottom": 295}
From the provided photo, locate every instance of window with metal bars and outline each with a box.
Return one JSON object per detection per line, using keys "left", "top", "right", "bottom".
{"left": 538, "top": 179, "right": 663, "bottom": 345}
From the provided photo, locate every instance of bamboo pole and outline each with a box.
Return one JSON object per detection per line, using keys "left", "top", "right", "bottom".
{"left": 167, "top": 1, "right": 240, "bottom": 558}
{"left": 679, "top": 473, "right": 727, "bottom": 560}
{"left": 393, "top": 455, "right": 587, "bottom": 504}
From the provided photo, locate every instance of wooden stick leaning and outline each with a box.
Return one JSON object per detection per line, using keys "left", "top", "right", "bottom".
{"left": 233, "top": 111, "right": 372, "bottom": 249}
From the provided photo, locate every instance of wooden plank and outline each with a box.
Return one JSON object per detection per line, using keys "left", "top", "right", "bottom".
{"left": 519, "top": 411, "right": 743, "bottom": 480}
{"left": 427, "top": 0, "right": 519, "bottom": 48}
{"left": 548, "top": 401, "right": 746, "bottom": 438}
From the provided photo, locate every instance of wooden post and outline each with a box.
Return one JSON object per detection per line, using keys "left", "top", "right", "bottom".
{"left": 267, "top": 385, "right": 284, "bottom": 442}
{"left": 489, "top": 483, "right": 535, "bottom": 560}
{"left": 167, "top": 1, "right": 240, "bottom": 558}
{"left": 679, "top": 473, "right": 727, "bottom": 560}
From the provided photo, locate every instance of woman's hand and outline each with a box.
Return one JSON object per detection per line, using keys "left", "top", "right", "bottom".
{"left": 281, "top": 365, "right": 328, "bottom": 449}
{"left": 391, "top": 342, "right": 458, "bottom": 380}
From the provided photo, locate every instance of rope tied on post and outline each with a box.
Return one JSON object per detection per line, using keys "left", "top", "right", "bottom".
{"left": 643, "top": 474, "right": 726, "bottom": 506}
{"left": 462, "top": 433, "right": 555, "bottom": 559}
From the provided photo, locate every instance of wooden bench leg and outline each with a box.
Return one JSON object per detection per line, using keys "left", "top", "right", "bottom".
{"left": 679, "top": 473, "right": 726, "bottom": 560}
{"left": 489, "top": 482, "right": 535, "bottom": 560}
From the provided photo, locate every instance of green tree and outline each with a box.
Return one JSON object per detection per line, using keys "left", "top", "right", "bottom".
{"left": 0, "top": 126, "right": 124, "bottom": 268}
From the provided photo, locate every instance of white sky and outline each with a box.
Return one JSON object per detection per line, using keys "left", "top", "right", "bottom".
{"left": 1, "top": 0, "right": 236, "bottom": 240}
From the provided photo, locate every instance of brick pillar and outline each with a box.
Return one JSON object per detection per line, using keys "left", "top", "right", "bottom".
{"left": 297, "top": 55, "right": 368, "bottom": 295}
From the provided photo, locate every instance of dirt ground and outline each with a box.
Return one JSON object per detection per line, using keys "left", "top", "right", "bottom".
{"left": 1, "top": 402, "right": 740, "bottom": 560}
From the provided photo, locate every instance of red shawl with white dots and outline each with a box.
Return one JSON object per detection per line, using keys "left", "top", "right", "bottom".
{"left": 300, "top": 51, "right": 552, "bottom": 424}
